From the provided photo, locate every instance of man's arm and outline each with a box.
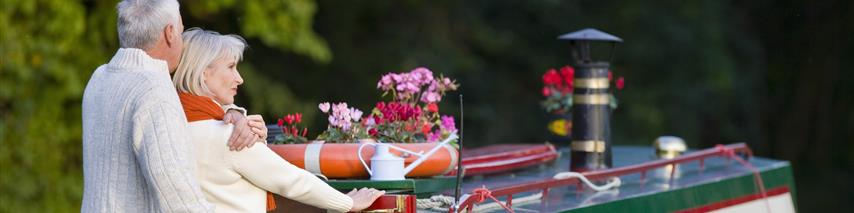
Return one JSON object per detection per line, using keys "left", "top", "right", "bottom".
{"left": 221, "top": 104, "right": 246, "bottom": 116}
{"left": 132, "top": 101, "right": 213, "bottom": 212}
{"left": 222, "top": 105, "right": 267, "bottom": 151}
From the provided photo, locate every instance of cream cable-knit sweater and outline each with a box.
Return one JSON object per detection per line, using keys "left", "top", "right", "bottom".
{"left": 82, "top": 48, "right": 213, "bottom": 212}
{"left": 188, "top": 120, "right": 353, "bottom": 213}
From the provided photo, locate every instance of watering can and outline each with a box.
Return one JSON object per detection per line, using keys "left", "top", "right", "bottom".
{"left": 358, "top": 133, "right": 459, "bottom": 180}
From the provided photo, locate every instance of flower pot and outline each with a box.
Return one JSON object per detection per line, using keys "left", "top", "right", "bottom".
{"left": 267, "top": 141, "right": 458, "bottom": 179}
{"left": 546, "top": 112, "right": 573, "bottom": 144}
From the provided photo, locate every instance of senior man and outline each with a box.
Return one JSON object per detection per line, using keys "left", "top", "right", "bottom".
{"left": 81, "top": 0, "right": 264, "bottom": 212}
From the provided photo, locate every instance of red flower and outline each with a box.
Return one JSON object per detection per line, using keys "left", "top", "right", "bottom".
{"left": 421, "top": 122, "right": 432, "bottom": 135}
{"left": 559, "top": 66, "right": 574, "bottom": 85}
{"left": 368, "top": 128, "right": 378, "bottom": 136}
{"left": 302, "top": 127, "right": 308, "bottom": 137}
{"left": 542, "top": 69, "right": 562, "bottom": 86}
{"left": 541, "top": 87, "right": 552, "bottom": 97}
{"left": 294, "top": 113, "right": 302, "bottom": 124}
{"left": 608, "top": 71, "right": 613, "bottom": 81}
{"left": 616, "top": 77, "right": 625, "bottom": 90}
{"left": 284, "top": 114, "right": 295, "bottom": 125}
{"left": 277, "top": 118, "right": 284, "bottom": 127}
{"left": 427, "top": 103, "right": 439, "bottom": 113}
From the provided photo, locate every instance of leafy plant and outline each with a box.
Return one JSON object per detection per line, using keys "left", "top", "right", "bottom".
{"left": 272, "top": 113, "right": 309, "bottom": 144}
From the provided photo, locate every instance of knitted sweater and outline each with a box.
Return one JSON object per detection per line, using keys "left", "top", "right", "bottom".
{"left": 187, "top": 120, "right": 354, "bottom": 213}
{"left": 81, "top": 48, "right": 213, "bottom": 212}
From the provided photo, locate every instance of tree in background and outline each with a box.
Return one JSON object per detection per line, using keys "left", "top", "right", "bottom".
{"left": 0, "top": 0, "right": 327, "bottom": 211}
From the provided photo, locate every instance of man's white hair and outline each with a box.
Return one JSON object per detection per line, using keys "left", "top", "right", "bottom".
{"left": 173, "top": 28, "right": 247, "bottom": 96}
{"left": 116, "top": 0, "right": 181, "bottom": 49}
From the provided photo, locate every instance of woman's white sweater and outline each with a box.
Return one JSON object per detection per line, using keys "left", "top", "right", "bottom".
{"left": 187, "top": 120, "right": 353, "bottom": 213}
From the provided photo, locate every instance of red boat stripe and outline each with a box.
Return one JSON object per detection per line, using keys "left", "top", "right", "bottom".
{"left": 674, "top": 186, "right": 791, "bottom": 213}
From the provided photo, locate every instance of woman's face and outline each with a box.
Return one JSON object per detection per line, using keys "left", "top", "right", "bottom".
{"left": 204, "top": 56, "right": 243, "bottom": 105}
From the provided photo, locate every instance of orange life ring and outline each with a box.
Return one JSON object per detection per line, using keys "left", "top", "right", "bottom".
{"left": 268, "top": 141, "right": 458, "bottom": 179}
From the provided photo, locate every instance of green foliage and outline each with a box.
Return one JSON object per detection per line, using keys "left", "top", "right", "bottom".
{"left": 187, "top": 0, "right": 331, "bottom": 62}
{"left": 315, "top": 125, "right": 371, "bottom": 143}
{"left": 0, "top": 0, "right": 113, "bottom": 211}
{"left": 0, "top": 0, "right": 328, "bottom": 211}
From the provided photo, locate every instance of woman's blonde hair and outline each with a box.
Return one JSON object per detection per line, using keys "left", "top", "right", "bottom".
{"left": 173, "top": 28, "right": 247, "bottom": 96}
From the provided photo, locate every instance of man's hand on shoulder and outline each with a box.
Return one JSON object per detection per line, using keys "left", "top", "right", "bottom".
{"left": 223, "top": 110, "right": 267, "bottom": 151}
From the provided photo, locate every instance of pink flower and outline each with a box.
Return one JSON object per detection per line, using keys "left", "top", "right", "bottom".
{"left": 616, "top": 77, "right": 625, "bottom": 90}
{"left": 319, "top": 102, "right": 330, "bottom": 113}
{"left": 378, "top": 74, "right": 394, "bottom": 90}
{"left": 350, "top": 108, "right": 363, "bottom": 122}
{"left": 542, "top": 87, "right": 552, "bottom": 97}
{"left": 420, "top": 91, "right": 441, "bottom": 103}
{"left": 335, "top": 102, "right": 349, "bottom": 112}
{"left": 441, "top": 115, "right": 456, "bottom": 132}
{"left": 295, "top": 113, "right": 302, "bottom": 123}
{"left": 426, "top": 130, "right": 441, "bottom": 142}
{"left": 328, "top": 116, "right": 337, "bottom": 126}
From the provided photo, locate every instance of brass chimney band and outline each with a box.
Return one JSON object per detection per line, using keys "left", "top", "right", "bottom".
{"left": 574, "top": 78, "right": 610, "bottom": 89}
{"left": 571, "top": 140, "right": 607, "bottom": 153}
{"left": 573, "top": 94, "right": 610, "bottom": 105}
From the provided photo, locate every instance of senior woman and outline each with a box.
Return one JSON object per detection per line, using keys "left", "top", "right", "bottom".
{"left": 172, "top": 28, "right": 383, "bottom": 212}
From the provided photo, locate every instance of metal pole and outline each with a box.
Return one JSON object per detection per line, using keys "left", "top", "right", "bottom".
{"left": 453, "top": 94, "right": 465, "bottom": 209}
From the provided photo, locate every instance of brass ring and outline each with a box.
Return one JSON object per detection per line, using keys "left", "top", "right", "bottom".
{"left": 573, "top": 94, "right": 610, "bottom": 105}
{"left": 574, "top": 78, "right": 609, "bottom": 89}
{"left": 571, "top": 140, "right": 606, "bottom": 153}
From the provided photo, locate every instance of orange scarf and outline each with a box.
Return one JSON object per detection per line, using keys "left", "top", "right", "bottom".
{"left": 178, "top": 92, "right": 277, "bottom": 211}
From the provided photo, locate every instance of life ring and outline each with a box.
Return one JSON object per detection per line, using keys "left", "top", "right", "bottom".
{"left": 268, "top": 141, "right": 458, "bottom": 179}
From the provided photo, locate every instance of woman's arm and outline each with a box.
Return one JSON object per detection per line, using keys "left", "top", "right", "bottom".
{"left": 230, "top": 142, "right": 354, "bottom": 212}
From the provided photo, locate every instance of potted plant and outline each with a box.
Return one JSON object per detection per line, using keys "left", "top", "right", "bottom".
{"left": 267, "top": 67, "right": 461, "bottom": 179}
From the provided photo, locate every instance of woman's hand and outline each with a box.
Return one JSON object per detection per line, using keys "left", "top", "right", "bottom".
{"left": 346, "top": 188, "right": 385, "bottom": 212}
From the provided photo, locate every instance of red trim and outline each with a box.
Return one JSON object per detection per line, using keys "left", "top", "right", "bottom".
{"left": 447, "top": 144, "right": 559, "bottom": 176}
{"left": 451, "top": 143, "right": 755, "bottom": 212}
{"left": 362, "top": 194, "right": 417, "bottom": 213}
{"left": 675, "top": 186, "right": 790, "bottom": 213}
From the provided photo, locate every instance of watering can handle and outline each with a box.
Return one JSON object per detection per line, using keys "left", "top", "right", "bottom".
{"left": 357, "top": 142, "right": 374, "bottom": 176}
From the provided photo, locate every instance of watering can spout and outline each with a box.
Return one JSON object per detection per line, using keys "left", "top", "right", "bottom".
{"left": 402, "top": 133, "right": 459, "bottom": 175}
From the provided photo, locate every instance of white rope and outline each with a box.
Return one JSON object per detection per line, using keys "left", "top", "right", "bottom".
{"left": 419, "top": 172, "right": 620, "bottom": 212}
{"left": 417, "top": 193, "right": 543, "bottom": 212}
{"left": 552, "top": 172, "right": 621, "bottom": 191}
